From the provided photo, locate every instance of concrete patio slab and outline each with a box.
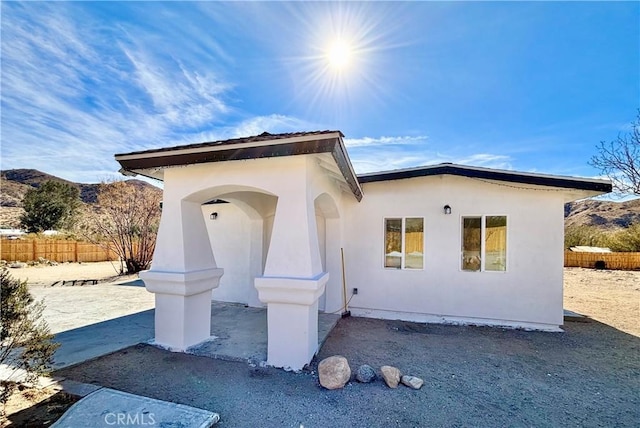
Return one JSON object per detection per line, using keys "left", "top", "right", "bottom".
{"left": 187, "top": 302, "right": 340, "bottom": 364}
{"left": 51, "top": 301, "right": 340, "bottom": 370}
{"left": 52, "top": 387, "right": 219, "bottom": 428}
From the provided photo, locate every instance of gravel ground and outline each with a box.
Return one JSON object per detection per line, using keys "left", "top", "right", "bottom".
{"left": 56, "top": 315, "right": 639, "bottom": 427}
{"left": 6, "top": 265, "right": 639, "bottom": 427}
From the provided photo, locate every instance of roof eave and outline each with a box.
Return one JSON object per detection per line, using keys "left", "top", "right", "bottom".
{"left": 357, "top": 163, "right": 612, "bottom": 194}
{"left": 115, "top": 132, "right": 363, "bottom": 201}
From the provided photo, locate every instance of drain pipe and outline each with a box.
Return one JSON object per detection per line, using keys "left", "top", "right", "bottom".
{"left": 341, "top": 248, "right": 351, "bottom": 318}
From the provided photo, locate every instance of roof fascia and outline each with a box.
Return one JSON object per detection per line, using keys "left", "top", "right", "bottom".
{"left": 115, "top": 132, "right": 343, "bottom": 160}
{"left": 357, "top": 164, "right": 612, "bottom": 193}
{"left": 116, "top": 132, "right": 363, "bottom": 201}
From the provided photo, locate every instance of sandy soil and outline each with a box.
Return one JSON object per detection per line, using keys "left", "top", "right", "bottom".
{"left": 563, "top": 267, "right": 640, "bottom": 336}
{"left": 7, "top": 261, "right": 127, "bottom": 286}
{"left": 2, "top": 264, "right": 639, "bottom": 426}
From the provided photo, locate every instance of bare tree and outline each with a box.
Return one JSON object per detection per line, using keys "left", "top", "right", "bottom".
{"left": 81, "top": 180, "right": 161, "bottom": 274}
{"left": 590, "top": 113, "right": 640, "bottom": 196}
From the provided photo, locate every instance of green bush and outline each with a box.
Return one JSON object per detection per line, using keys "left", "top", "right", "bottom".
{"left": 0, "top": 269, "right": 59, "bottom": 409}
{"left": 607, "top": 223, "right": 640, "bottom": 252}
{"left": 564, "top": 225, "right": 610, "bottom": 249}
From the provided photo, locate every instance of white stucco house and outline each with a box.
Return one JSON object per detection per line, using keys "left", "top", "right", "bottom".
{"left": 115, "top": 131, "right": 611, "bottom": 370}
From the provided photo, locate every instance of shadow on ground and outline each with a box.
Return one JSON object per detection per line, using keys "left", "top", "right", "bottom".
{"left": 51, "top": 302, "right": 338, "bottom": 370}
{"left": 54, "top": 316, "right": 640, "bottom": 428}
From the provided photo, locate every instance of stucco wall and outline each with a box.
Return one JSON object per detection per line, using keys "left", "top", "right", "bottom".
{"left": 202, "top": 203, "right": 262, "bottom": 307}
{"left": 341, "top": 174, "right": 565, "bottom": 330}
{"left": 173, "top": 157, "right": 567, "bottom": 330}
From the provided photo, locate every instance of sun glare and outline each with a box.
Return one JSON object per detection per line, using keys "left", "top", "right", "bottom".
{"left": 327, "top": 41, "right": 352, "bottom": 70}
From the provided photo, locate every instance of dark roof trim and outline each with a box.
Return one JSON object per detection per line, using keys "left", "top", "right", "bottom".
{"left": 115, "top": 131, "right": 363, "bottom": 201}
{"left": 115, "top": 130, "right": 343, "bottom": 157}
{"left": 357, "top": 163, "right": 612, "bottom": 193}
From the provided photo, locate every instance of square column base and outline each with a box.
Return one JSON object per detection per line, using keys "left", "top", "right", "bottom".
{"left": 255, "top": 273, "right": 329, "bottom": 370}
{"left": 140, "top": 268, "right": 224, "bottom": 351}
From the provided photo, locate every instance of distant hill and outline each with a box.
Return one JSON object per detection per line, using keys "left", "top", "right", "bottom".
{"left": 0, "top": 178, "right": 32, "bottom": 207}
{"left": 1, "top": 169, "right": 102, "bottom": 204}
{"left": 0, "top": 169, "right": 162, "bottom": 228}
{"left": 1, "top": 168, "right": 638, "bottom": 232}
{"left": 565, "top": 198, "right": 640, "bottom": 230}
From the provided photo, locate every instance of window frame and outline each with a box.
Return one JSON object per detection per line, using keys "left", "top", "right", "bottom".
{"left": 383, "top": 216, "right": 425, "bottom": 270}
{"left": 460, "top": 214, "right": 508, "bottom": 273}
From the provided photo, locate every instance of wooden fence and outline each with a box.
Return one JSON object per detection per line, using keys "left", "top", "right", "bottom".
{"left": 564, "top": 251, "right": 640, "bottom": 270}
{"left": 1, "top": 239, "right": 118, "bottom": 263}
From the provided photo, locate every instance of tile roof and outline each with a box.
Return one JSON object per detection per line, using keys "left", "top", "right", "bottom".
{"left": 115, "top": 130, "right": 343, "bottom": 157}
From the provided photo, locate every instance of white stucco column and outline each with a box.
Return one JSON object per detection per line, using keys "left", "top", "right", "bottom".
{"left": 254, "top": 191, "right": 328, "bottom": 369}
{"left": 140, "top": 198, "right": 224, "bottom": 351}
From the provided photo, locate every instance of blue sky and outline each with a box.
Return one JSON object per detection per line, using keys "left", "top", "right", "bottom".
{"left": 1, "top": 1, "right": 638, "bottom": 186}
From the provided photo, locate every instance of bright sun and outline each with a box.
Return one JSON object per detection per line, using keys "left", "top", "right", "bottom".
{"left": 327, "top": 41, "right": 352, "bottom": 70}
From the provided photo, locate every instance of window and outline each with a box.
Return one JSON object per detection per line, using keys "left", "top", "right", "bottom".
{"left": 384, "top": 217, "right": 424, "bottom": 269}
{"left": 461, "top": 215, "right": 507, "bottom": 272}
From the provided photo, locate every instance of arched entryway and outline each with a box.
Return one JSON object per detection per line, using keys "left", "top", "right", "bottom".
{"left": 130, "top": 140, "right": 361, "bottom": 370}
{"left": 314, "top": 192, "right": 342, "bottom": 313}
{"left": 201, "top": 190, "right": 278, "bottom": 308}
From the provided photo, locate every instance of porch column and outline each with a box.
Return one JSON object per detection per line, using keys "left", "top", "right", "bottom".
{"left": 140, "top": 199, "right": 224, "bottom": 351}
{"left": 254, "top": 193, "right": 328, "bottom": 370}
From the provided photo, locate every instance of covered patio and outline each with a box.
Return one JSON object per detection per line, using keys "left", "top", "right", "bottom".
{"left": 115, "top": 131, "right": 360, "bottom": 370}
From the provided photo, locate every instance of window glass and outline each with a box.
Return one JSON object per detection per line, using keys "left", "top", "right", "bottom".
{"left": 462, "top": 217, "right": 482, "bottom": 271}
{"left": 485, "top": 216, "right": 507, "bottom": 271}
{"left": 384, "top": 218, "right": 402, "bottom": 268}
{"left": 404, "top": 217, "right": 424, "bottom": 269}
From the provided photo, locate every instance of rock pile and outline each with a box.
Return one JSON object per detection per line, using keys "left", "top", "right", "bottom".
{"left": 318, "top": 356, "right": 423, "bottom": 391}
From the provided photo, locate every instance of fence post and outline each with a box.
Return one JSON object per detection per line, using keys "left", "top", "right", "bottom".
{"left": 75, "top": 241, "right": 79, "bottom": 262}
{"left": 32, "top": 240, "right": 37, "bottom": 262}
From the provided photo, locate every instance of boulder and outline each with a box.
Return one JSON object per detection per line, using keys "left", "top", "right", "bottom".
{"left": 380, "top": 365, "right": 401, "bottom": 388}
{"left": 355, "top": 364, "right": 376, "bottom": 383}
{"left": 318, "top": 356, "right": 351, "bottom": 390}
{"left": 401, "top": 375, "right": 424, "bottom": 390}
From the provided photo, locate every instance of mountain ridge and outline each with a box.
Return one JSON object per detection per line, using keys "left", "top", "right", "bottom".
{"left": 0, "top": 169, "right": 162, "bottom": 228}
{"left": 1, "top": 168, "right": 639, "bottom": 231}
{"left": 0, "top": 169, "right": 159, "bottom": 205}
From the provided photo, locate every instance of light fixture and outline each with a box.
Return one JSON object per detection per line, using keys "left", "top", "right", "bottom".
{"left": 210, "top": 212, "right": 218, "bottom": 220}
{"left": 443, "top": 205, "right": 452, "bottom": 215}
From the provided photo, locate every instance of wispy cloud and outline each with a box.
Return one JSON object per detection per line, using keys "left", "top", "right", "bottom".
{"left": 0, "top": 3, "right": 234, "bottom": 183}
{"left": 456, "top": 154, "right": 512, "bottom": 170}
{"left": 345, "top": 135, "right": 513, "bottom": 174}
{"left": 229, "top": 115, "right": 315, "bottom": 138}
{"left": 344, "top": 135, "right": 427, "bottom": 148}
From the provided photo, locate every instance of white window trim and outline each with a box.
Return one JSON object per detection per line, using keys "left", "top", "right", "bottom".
{"left": 383, "top": 216, "right": 425, "bottom": 271}
{"left": 460, "top": 214, "right": 508, "bottom": 273}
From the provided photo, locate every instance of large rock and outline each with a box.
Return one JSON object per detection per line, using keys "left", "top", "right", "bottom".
{"left": 355, "top": 364, "right": 376, "bottom": 383}
{"left": 401, "top": 375, "right": 424, "bottom": 390}
{"left": 380, "top": 365, "right": 401, "bottom": 388}
{"left": 318, "top": 356, "right": 351, "bottom": 390}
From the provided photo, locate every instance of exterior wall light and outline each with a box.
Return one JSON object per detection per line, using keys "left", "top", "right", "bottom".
{"left": 210, "top": 212, "right": 218, "bottom": 220}
{"left": 443, "top": 205, "right": 452, "bottom": 215}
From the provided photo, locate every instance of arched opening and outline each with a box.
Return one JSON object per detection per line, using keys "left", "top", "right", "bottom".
{"left": 200, "top": 191, "right": 277, "bottom": 308}
{"left": 314, "top": 192, "right": 341, "bottom": 313}
{"left": 181, "top": 186, "right": 276, "bottom": 309}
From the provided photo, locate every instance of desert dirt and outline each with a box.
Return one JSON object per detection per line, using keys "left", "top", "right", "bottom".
{"left": 563, "top": 267, "right": 640, "bottom": 336}
{"left": 2, "top": 264, "right": 639, "bottom": 427}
